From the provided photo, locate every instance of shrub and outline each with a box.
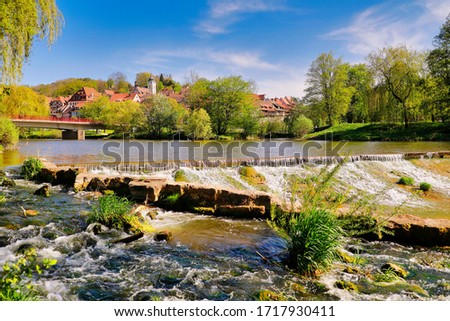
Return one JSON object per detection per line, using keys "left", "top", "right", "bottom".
{"left": 0, "top": 118, "right": 19, "bottom": 149}
{"left": 292, "top": 115, "right": 314, "bottom": 138}
{"left": 174, "top": 170, "right": 188, "bottom": 182}
{"left": 20, "top": 157, "right": 43, "bottom": 180}
{"left": 419, "top": 182, "right": 432, "bottom": 192}
{"left": 239, "top": 166, "right": 266, "bottom": 184}
{"left": 0, "top": 248, "right": 57, "bottom": 301}
{"left": 87, "top": 194, "right": 153, "bottom": 233}
{"left": 398, "top": 176, "right": 414, "bottom": 186}
{"left": 271, "top": 208, "right": 343, "bottom": 276}
{"left": 0, "top": 194, "right": 5, "bottom": 205}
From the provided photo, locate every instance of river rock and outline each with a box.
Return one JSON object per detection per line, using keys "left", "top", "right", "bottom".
{"left": 381, "top": 263, "right": 409, "bottom": 278}
{"left": 154, "top": 231, "right": 173, "bottom": 242}
{"left": 0, "top": 176, "right": 16, "bottom": 187}
{"left": 129, "top": 179, "right": 166, "bottom": 202}
{"left": 182, "top": 184, "right": 218, "bottom": 208}
{"left": 384, "top": 214, "right": 450, "bottom": 247}
{"left": 132, "top": 204, "right": 158, "bottom": 220}
{"left": 335, "top": 280, "right": 358, "bottom": 292}
{"left": 86, "top": 223, "right": 110, "bottom": 235}
{"left": 111, "top": 232, "right": 144, "bottom": 244}
{"left": 216, "top": 205, "right": 266, "bottom": 218}
{"left": 34, "top": 184, "right": 50, "bottom": 197}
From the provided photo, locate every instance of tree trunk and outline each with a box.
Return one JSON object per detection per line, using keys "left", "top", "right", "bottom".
{"left": 403, "top": 102, "right": 409, "bottom": 129}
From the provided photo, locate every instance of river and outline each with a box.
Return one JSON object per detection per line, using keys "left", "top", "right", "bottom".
{"left": 1, "top": 139, "right": 450, "bottom": 301}
{"left": 2, "top": 139, "right": 450, "bottom": 168}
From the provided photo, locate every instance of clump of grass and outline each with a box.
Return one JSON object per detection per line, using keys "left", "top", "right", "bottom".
{"left": 0, "top": 194, "right": 6, "bottom": 205}
{"left": 20, "top": 157, "right": 43, "bottom": 180}
{"left": 271, "top": 208, "right": 342, "bottom": 276}
{"left": 372, "top": 268, "right": 403, "bottom": 283}
{"left": 398, "top": 176, "right": 414, "bottom": 186}
{"left": 239, "top": 166, "right": 266, "bottom": 186}
{"left": 87, "top": 194, "right": 153, "bottom": 233}
{"left": 174, "top": 169, "right": 188, "bottom": 182}
{"left": 419, "top": 182, "right": 432, "bottom": 192}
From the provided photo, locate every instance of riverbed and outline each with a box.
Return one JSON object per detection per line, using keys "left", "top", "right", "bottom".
{"left": 1, "top": 139, "right": 450, "bottom": 301}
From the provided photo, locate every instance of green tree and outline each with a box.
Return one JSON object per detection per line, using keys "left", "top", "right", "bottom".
{"left": 347, "top": 64, "right": 373, "bottom": 123}
{"left": 135, "top": 72, "right": 152, "bottom": 87}
{"left": 79, "top": 96, "right": 110, "bottom": 121}
{"left": 427, "top": 14, "right": 450, "bottom": 121}
{"left": 291, "top": 115, "right": 314, "bottom": 138}
{"left": 204, "top": 76, "right": 255, "bottom": 135}
{"left": 285, "top": 103, "right": 306, "bottom": 135}
{"left": 33, "top": 78, "right": 100, "bottom": 97}
{"left": 0, "top": 117, "right": 19, "bottom": 149}
{"left": 141, "top": 94, "right": 180, "bottom": 138}
{"left": 185, "top": 108, "right": 212, "bottom": 140}
{"left": 0, "top": 0, "right": 62, "bottom": 83}
{"left": 186, "top": 78, "right": 211, "bottom": 111}
{"left": 102, "top": 100, "right": 144, "bottom": 135}
{"left": 107, "top": 72, "right": 131, "bottom": 93}
{"left": 0, "top": 85, "right": 49, "bottom": 116}
{"left": 259, "top": 117, "right": 285, "bottom": 136}
{"left": 368, "top": 46, "right": 424, "bottom": 128}
{"left": 304, "top": 52, "right": 354, "bottom": 126}
{"left": 234, "top": 98, "right": 262, "bottom": 138}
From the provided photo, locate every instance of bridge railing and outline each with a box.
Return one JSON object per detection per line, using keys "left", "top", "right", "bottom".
{"left": 11, "top": 115, "right": 101, "bottom": 124}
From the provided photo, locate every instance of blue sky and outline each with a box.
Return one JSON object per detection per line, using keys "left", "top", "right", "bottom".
{"left": 21, "top": 0, "right": 450, "bottom": 97}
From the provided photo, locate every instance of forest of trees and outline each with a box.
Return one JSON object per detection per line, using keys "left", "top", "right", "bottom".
{"left": 1, "top": 1, "right": 449, "bottom": 146}
{"left": 301, "top": 15, "right": 450, "bottom": 129}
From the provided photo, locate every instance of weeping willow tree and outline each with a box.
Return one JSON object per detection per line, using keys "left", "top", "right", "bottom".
{"left": 0, "top": 0, "right": 63, "bottom": 84}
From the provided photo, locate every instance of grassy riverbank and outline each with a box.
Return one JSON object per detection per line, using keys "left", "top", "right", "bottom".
{"left": 18, "top": 129, "right": 113, "bottom": 139}
{"left": 305, "top": 122, "right": 450, "bottom": 141}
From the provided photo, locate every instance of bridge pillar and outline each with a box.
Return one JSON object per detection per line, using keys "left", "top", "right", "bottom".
{"left": 62, "top": 130, "right": 85, "bottom": 140}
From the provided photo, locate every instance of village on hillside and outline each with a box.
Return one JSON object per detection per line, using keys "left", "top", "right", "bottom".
{"left": 48, "top": 77, "right": 296, "bottom": 119}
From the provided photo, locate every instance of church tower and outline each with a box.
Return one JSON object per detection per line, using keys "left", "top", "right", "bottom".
{"left": 148, "top": 76, "right": 156, "bottom": 95}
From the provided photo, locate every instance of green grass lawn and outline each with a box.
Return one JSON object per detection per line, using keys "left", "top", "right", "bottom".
{"left": 305, "top": 122, "right": 450, "bottom": 141}
{"left": 19, "top": 129, "right": 62, "bottom": 139}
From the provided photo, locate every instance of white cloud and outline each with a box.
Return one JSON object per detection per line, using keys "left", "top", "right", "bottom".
{"left": 418, "top": 0, "right": 450, "bottom": 21}
{"left": 134, "top": 47, "right": 303, "bottom": 97}
{"left": 196, "top": 0, "right": 286, "bottom": 35}
{"left": 326, "top": 1, "right": 449, "bottom": 56}
{"left": 136, "top": 48, "right": 278, "bottom": 71}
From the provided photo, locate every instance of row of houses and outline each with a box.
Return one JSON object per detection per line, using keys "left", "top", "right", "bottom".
{"left": 49, "top": 78, "right": 295, "bottom": 118}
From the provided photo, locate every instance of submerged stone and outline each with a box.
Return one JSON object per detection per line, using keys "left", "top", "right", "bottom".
{"left": 154, "top": 231, "right": 173, "bottom": 242}
{"left": 381, "top": 262, "right": 409, "bottom": 278}
{"left": 257, "top": 289, "right": 286, "bottom": 301}
{"left": 335, "top": 280, "right": 358, "bottom": 292}
{"left": 86, "top": 223, "right": 110, "bottom": 235}
{"left": 34, "top": 184, "right": 50, "bottom": 197}
{"left": 0, "top": 177, "right": 16, "bottom": 187}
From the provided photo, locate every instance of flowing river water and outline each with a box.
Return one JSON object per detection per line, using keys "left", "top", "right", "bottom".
{"left": 1, "top": 139, "right": 450, "bottom": 301}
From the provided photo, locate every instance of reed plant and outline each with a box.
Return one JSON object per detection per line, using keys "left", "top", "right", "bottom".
{"left": 20, "top": 157, "right": 43, "bottom": 180}
{"left": 87, "top": 194, "right": 153, "bottom": 233}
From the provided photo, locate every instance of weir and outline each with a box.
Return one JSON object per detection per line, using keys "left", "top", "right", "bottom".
{"left": 59, "top": 151, "right": 449, "bottom": 175}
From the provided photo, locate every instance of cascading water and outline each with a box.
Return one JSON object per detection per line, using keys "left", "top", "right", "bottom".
{"left": 1, "top": 155, "right": 450, "bottom": 301}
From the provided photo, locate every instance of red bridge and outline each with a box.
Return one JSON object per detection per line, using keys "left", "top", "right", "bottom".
{"left": 11, "top": 116, "right": 104, "bottom": 140}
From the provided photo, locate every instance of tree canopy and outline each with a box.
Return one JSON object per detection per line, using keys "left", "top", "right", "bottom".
{"left": 0, "top": 85, "right": 49, "bottom": 116}
{"left": 368, "top": 46, "right": 424, "bottom": 128}
{"left": 0, "top": 0, "right": 63, "bottom": 83}
{"left": 188, "top": 76, "right": 255, "bottom": 135}
{"left": 304, "top": 52, "right": 354, "bottom": 126}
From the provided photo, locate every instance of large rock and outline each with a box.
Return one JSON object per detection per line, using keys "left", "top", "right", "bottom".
{"left": 384, "top": 214, "right": 450, "bottom": 246}
{"left": 216, "top": 205, "right": 266, "bottom": 218}
{"left": 129, "top": 179, "right": 166, "bottom": 202}
{"left": 34, "top": 184, "right": 50, "bottom": 197}
{"left": 181, "top": 184, "right": 218, "bottom": 208}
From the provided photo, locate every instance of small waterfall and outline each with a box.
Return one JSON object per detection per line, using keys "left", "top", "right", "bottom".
{"left": 64, "top": 153, "right": 411, "bottom": 175}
